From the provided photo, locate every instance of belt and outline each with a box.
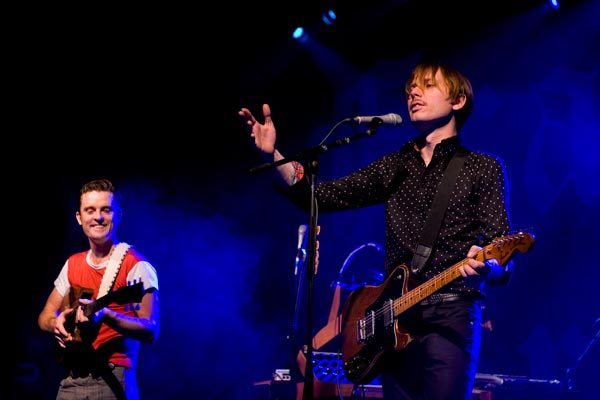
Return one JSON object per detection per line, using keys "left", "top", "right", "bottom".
{"left": 420, "top": 292, "right": 465, "bottom": 306}
{"left": 67, "top": 362, "right": 117, "bottom": 379}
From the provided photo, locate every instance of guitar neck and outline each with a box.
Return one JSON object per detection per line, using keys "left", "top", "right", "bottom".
{"left": 81, "top": 281, "right": 146, "bottom": 317}
{"left": 392, "top": 246, "right": 490, "bottom": 317}
{"left": 393, "top": 262, "right": 465, "bottom": 316}
{"left": 394, "top": 232, "right": 535, "bottom": 318}
{"left": 83, "top": 297, "right": 110, "bottom": 318}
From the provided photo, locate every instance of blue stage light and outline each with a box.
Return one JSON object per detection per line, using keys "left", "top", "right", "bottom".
{"left": 322, "top": 9, "right": 337, "bottom": 25}
{"left": 292, "top": 26, "right": 309, "bottom": 42}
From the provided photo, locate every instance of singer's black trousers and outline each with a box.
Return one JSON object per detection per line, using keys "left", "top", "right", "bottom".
{"left": 378, "top": 298, "right": 483, "bottom": 400}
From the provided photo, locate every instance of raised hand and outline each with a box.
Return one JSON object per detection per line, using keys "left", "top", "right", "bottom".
{"left": 239, "top": 103, "right": 277, "bottom": 155}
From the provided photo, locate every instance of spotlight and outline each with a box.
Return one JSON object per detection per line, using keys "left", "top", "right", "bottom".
{"left": 292, "top": 26, "right": 309, "bottom": 42}
{"left": 548, "top": 0, "right": 560, "bottom": 10}
{"left": 321, "top": 9, "right": 336, "bottom": 25}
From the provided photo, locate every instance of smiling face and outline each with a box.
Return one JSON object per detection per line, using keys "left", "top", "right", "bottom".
{"left": 76, "top": 190, "right": 121, "bottom": 244}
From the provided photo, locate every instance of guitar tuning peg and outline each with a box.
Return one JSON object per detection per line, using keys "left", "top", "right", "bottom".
{"left": 124, "top": 303, "right": 141, "bottom": 312}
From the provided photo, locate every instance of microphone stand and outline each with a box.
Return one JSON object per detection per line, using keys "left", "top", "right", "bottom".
{"left": 563, "top": 319, "right": 600, "bottom": 395}
{"left": 248, "top": 124, "right": 381, "bottom": 175}
{"left": 250, "top": 121, "right": 382, "bottom": 400}
{"left": 282, "top": 244, "right": 305, "bottom": 387}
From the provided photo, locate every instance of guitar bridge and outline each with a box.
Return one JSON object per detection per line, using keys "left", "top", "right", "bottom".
{"left": 357, "top": 311, "right": 373, "bottom": 343}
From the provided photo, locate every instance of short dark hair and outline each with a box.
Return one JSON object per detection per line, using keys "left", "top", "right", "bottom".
{"left": 79, "top": 178, "right": 122, "bottom": 211}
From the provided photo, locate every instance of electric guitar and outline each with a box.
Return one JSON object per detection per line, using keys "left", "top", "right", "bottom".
{"left": 62, "top": 281, "right": 147, "bottom": 344}
{"left": 340, "top": 231, "right": 535, "bottom": 385}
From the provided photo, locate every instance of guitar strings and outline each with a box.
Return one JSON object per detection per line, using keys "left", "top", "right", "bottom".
{"left": 358, "top": 234, "right": 529, "bottom": 334}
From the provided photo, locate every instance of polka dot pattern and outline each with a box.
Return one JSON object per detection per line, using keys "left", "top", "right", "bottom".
{"left": 303, "top": 136, "right": 512, "bottom": 295}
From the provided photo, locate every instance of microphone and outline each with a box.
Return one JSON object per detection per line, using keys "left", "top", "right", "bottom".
{"left": 350, "top": 113, "right": 403, "bottom": 127}
{"left": 297, "top": 224, "right": 307, "bottom": 251}
{"left": 295, "top": 224, "right": 308, "bottom": 275}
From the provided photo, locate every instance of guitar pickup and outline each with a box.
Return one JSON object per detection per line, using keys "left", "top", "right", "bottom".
{"left": 357, "top": 310, "right": 374, "bottom": 343}
{"left": 382, "top": 299, "right": 394, "bottom": 328}
{"left": 357, "top": 300, "right": 395, "bottom": 343}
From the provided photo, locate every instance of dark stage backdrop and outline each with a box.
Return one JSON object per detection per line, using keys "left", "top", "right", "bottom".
{"left": 11, "top": 1, "right": 599, "bottom": 399}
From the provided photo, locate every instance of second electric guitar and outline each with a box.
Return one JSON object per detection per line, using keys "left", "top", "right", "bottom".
{"left": 340, "top": 231, "right": 535, "bottom": 385}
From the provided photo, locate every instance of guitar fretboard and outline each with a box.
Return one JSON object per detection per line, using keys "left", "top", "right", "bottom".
{"left": 392, "top": 260, "right": 467, "bottom": 316}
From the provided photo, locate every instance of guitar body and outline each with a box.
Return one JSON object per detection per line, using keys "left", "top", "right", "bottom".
{"left": 58, "top": 286, "right": 99, "bottom": 367}
{"left": 341, "top": 264, "right": 414, "bottom": 384}
{"left": 62, "top": 286, "right": 95, "bottom": 344}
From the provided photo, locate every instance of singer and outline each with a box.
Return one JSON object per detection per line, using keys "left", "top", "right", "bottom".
{"left": 239, "top": 60, "right": 516, "bottom": 400}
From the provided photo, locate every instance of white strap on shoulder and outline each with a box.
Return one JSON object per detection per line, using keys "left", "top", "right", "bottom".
{"left": 97, "top": 242, "right": 132, "bottom": 298}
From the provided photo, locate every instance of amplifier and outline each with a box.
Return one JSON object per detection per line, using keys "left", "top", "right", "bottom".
{"left": 298, "top": 352, "right": 491, "bottom": 400}
{"left": 310, "top": 351, "right": 381, "bottom": 386}
{"left": 298, "top": 351, "right": 382, "bottom": 399}
{"left": 474, "top": 373, "right": 566, "bottom": 400}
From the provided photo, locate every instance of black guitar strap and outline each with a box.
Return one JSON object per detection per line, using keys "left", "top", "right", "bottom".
{"left": 411, "top": 147, "right": 470, "bottom": 275}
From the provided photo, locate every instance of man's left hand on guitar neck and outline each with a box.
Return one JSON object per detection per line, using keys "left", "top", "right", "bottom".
{"left": 461, "top": 245, "right": 511, "bottom": 288}
{"left": 75, "top": 298, "right": 107, "bottom": 328}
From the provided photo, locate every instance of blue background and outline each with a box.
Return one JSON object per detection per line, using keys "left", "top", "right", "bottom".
{"left": 11, "top": 1, "right": 599, "bottom": 399}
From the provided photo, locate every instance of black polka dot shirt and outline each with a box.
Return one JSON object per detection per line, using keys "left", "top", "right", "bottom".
{"left": 281, "top": 136, "right": 512, "bottom": 295}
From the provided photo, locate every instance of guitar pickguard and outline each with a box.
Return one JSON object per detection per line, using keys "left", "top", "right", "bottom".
{"left": 341, "top": 265, "right": 413, "bottom": 384}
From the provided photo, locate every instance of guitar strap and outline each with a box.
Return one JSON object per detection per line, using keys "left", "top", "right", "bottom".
{"left": 96, "top": 242, "right": 131, "bottom": 400}
{"left": 411, "top": 147, "right": 469, "bottom": 275}
{"left": 98, "top": 242, "right": 131, "bottom": 298}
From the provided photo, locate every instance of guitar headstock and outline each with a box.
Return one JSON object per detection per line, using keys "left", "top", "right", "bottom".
{"left": 483, "top": 230, "right": 535, "bottom": 265}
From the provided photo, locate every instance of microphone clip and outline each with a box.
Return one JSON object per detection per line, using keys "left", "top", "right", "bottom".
{"left": 369, "top": 117, "right": 384, "bottom": 128}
